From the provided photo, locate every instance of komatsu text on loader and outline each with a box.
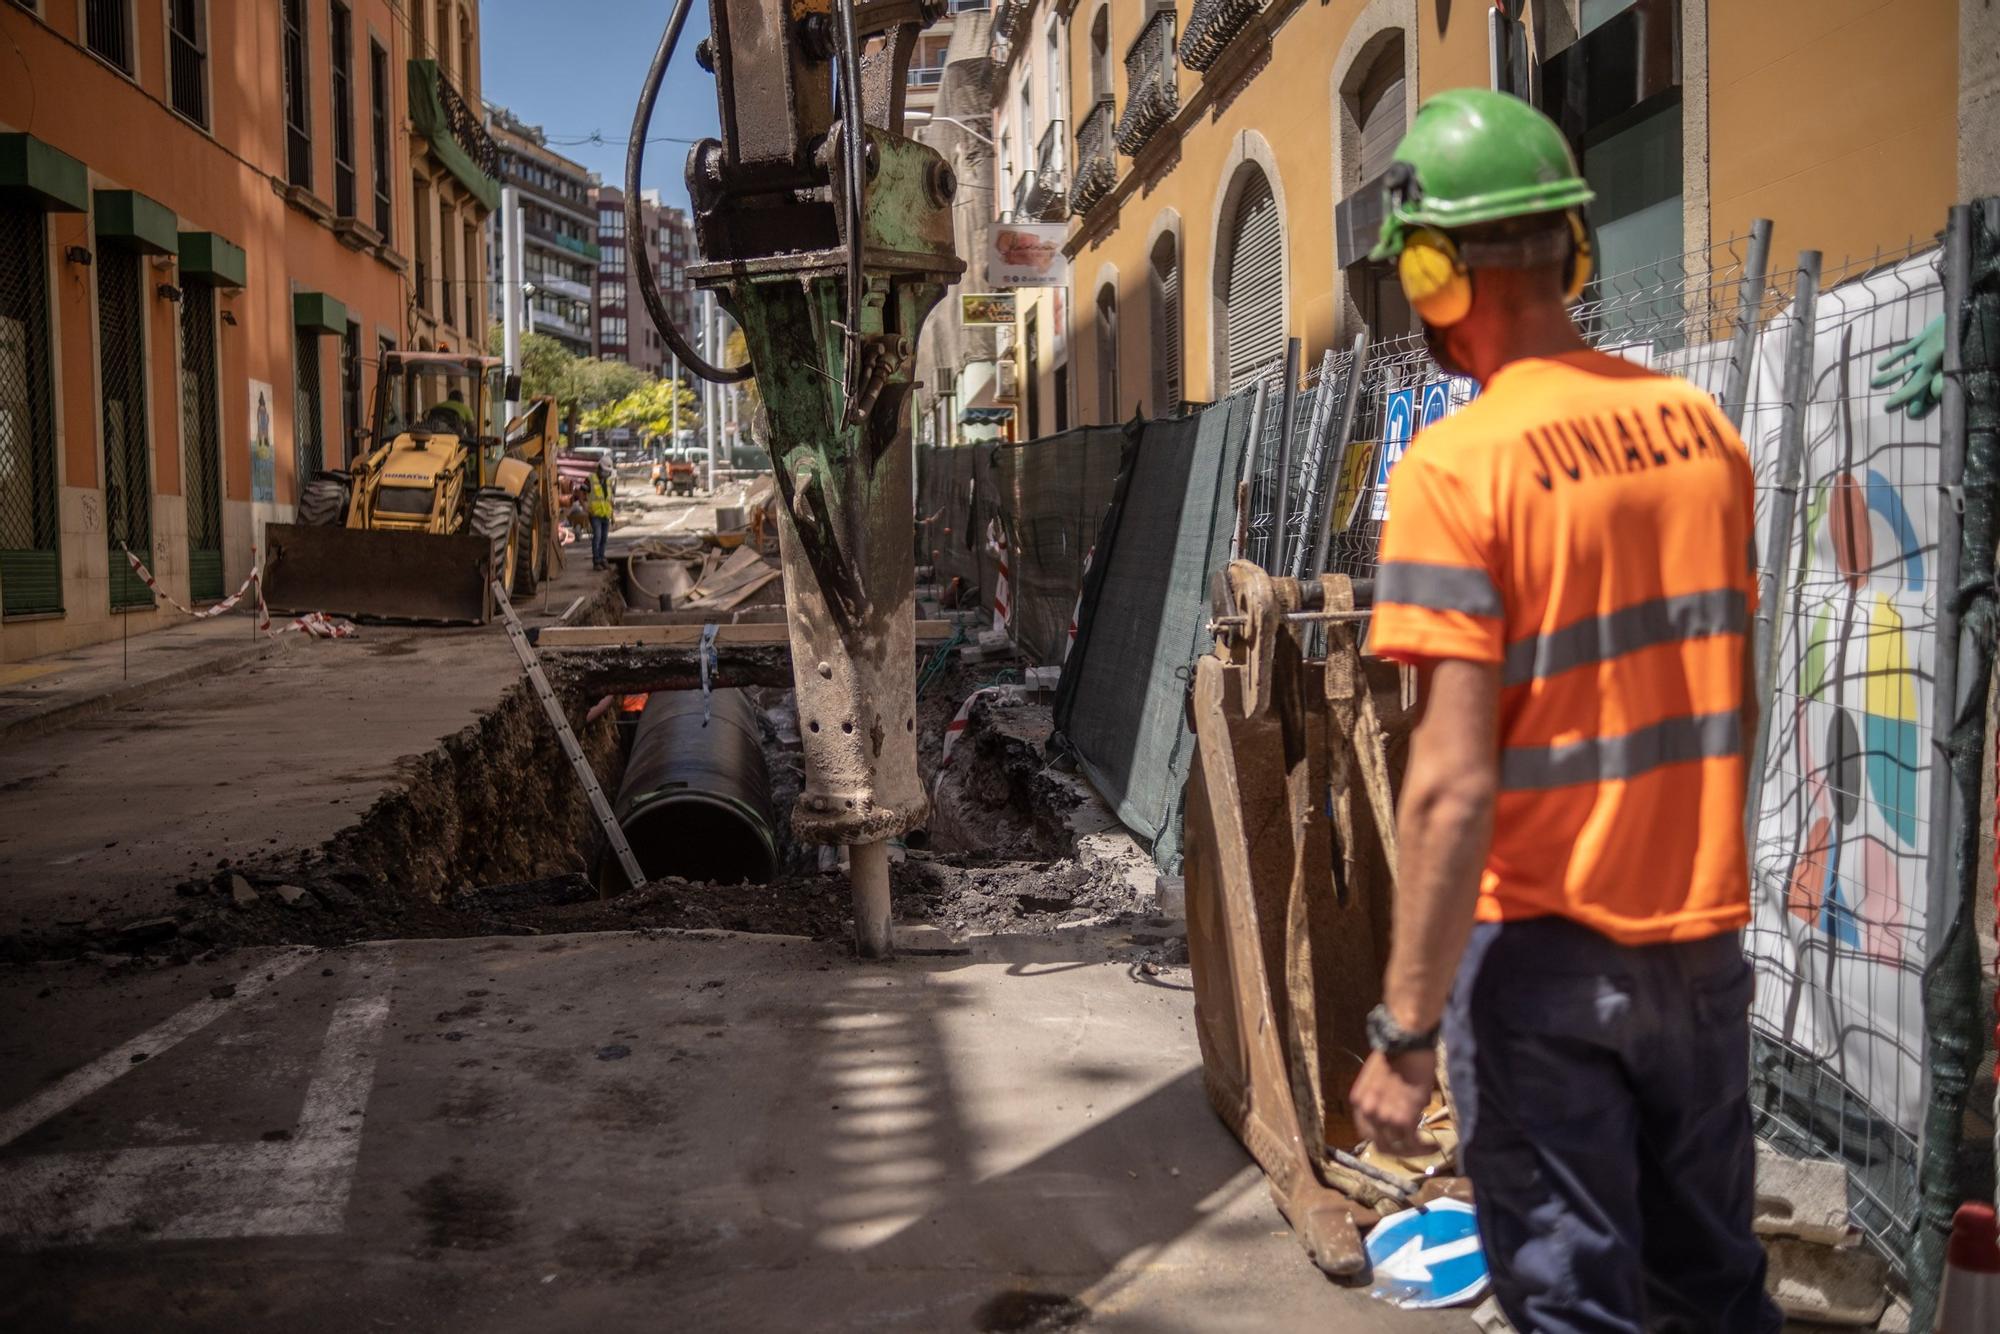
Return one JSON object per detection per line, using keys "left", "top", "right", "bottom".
{"left": 263, "top": 351, "right": 561, "bottom": 624}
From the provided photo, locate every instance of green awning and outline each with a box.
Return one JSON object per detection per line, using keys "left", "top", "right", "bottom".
{"left": 179, "top": 231, "right": 246, "bottom": 288}
{"left": 294, "top": 290, "right": 347, "bottom": 335}
{"left": 408, "top": 59, "right": 500, "bottom": 212}
{"left": 0, "top": 133, "right": 87, "bottom": 212}
{"left": 94, "top": 189, "right": 178, "bottom": 254}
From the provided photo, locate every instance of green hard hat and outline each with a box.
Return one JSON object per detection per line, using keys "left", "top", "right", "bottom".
{"left": 1370, "top": 88, "right": 1594, "bottom": 261}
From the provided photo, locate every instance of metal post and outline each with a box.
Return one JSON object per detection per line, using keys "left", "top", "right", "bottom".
{"left": 703, "top": 291, "right": 719, "bottom": 494}
{"left": 1269, "top": 337, "right": 1303, "bottom": 573}
{"left": 500, "top": 185, "right": 521, "bottom": 414}
{"left": 1719, "top": 218, "right": 1775, "bottom": 430}
{"left": 1309, "top": 329, "right": 1370, "bottom": 578}
{"left": 1925, "top": 205, "right": 1977, "bottom": 962}
{"left": 1229, "top": 379, "right": 1270, "bottom": 563}
{"left": 1288, "top": 349, "right": 1339, "bottom": 579}
{"left": 849, "top": 838, "right": 893, "bottom": 959}
{"left": 1744, "top": 250, "right": 1821, "bottom": 842}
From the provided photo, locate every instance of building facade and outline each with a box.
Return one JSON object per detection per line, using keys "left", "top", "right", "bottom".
{"left": 483, "top": 106, "right": 596, "bottom": 357}
{"left": 590, "top": 185, "right": 697, "bottom": 378}
{"left": 0, "top": 0, "right": 496, "bottom": 661}
{"left": 1012, "top": 0, "right": 1976, "bottom": 431}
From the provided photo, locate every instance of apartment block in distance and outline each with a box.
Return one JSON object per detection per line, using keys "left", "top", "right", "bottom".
{"left": 485, "top": 105, "right": 598, "bottom": 356}
{"left": 591, "top": 185, "right": 698, "bottom": 378}
{"left": 0, "top": 0, "right": 497, "bottom": 661}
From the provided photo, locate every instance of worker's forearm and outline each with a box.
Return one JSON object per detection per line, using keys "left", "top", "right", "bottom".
{"left": 1381, "top": 784, "right": 1494, "bottom": 1032}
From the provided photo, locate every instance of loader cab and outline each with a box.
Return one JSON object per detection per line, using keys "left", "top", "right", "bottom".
{"left": 370, "top": 352, "right": 514, "bottom": 487}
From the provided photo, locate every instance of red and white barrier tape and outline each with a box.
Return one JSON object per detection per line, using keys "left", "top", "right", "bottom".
{"left": 985, "top": 518, "right": 1011, "bottom": 633}
{"left": 118, "top": 544, "right": 353, "bottom": 639}
{"left": 939, "top": 685, "right": 1003, "bottom": 769}
{"left": 1064, "top": 545, "right": 1096, "bottom": 663}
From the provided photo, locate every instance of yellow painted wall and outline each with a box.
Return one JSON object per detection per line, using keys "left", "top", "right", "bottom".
{"left": 1708, "top": 0, "right": 1956, "bottom": 265}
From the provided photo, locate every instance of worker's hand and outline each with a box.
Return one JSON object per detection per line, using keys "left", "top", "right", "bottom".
{"left": 1349, "top": 1048, "right": 1438, "bottom": 1157}
{"left": 1871, "top": 314, "right": 1945, "bottom": 420}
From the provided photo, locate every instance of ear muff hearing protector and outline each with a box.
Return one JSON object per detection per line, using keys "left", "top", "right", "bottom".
{"left": 1398, "top": 212, "right": 1595, "bottom": 327}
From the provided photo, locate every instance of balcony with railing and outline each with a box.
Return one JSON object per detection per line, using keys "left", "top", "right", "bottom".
{"left": 1177, "top": 0, "right": 1266, "bottom": 72}
{"left": 409, "top": 59, "right": 500, "bottom": 212}
{"left": 1115, "top": 9, "right": 1178, "bottom": 153}
{"left": 1018, "top": 119, "right": 1066, "bottom": 219}
{"left": 1071, "top": 98, "right": 1117, "bottom": 217}
{"left": 991, "top": 0, "right": 1030, "bottom": 43}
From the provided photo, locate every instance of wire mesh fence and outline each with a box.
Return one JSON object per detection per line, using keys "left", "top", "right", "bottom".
{"left": 1219, "top": 224, "right": 1973, "bottom": 1281}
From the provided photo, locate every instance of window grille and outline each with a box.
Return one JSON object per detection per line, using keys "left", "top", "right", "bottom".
{"left": 180, "top": 284, "right": 224, "bottom": 601}
{"left": 295, "top": 334, "right": 324, "bottom": 484}
{"left": 97, "top": 249, "right": 153, "bottom": 609}
{"left": 282, "top": 0, "right": 312, "bottom": 189}
{"left": 85, "top": 0, "right": 132, "bottom": 73}
{"left": 0, "top": 203, "right": 60, "bottom": 616}
{"left": 168, "top": 0, "right": 207, "bottom": 127}
{"left": 331, "top": 2, "right": 357, "bottom": 217}
{"left": 370, "top": 42, "right": 393, "bottom": 237}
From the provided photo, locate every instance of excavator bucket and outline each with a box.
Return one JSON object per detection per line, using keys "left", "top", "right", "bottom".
{"left": 262, "top": 523, "right": 495, "bottom": 625}
{"left": 1184, "top": 562, "right": 1430, "bottom": 1280}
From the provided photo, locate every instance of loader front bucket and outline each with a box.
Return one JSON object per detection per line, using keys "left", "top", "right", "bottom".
{"left": 263, "top": 524, "right": 494, "bottom": 625}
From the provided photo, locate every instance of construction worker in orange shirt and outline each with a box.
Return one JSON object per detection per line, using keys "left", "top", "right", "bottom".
{"left": 1346, "top": 89, "right": 1784, "bottom": 1334}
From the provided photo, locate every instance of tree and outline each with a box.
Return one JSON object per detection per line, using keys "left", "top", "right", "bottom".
{"left": 580, "top": 377, "right": 702, "bottom": 439}
{"left": 486, "top": 329, "right": 651, "bottom": 430}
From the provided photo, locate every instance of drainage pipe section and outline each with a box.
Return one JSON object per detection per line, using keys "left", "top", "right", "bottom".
{"left": 597, "top": 688, "right": 778, "bottom": 891}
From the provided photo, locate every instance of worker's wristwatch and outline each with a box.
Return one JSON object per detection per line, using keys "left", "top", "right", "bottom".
{"left": 1366, "top": 1004, "right": 1440, "bottom": 1057}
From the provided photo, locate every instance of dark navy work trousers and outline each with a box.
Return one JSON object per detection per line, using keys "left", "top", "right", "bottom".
{"left": 1442, "top": 917, "right": 1784, "bottom": 1334}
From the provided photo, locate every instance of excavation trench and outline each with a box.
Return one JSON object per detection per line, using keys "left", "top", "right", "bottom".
{"left": 120, "top": 616, "right": 1154, "bottom": 959}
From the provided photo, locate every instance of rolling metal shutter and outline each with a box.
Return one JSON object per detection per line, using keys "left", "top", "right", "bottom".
{"left": 1223, "top": 172, "right": 1283, "bottom": 391}
{"left": 1356, "top": 61, "right": 1406, "bottom": 183}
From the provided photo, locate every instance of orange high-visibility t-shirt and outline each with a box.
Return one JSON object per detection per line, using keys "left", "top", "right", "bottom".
{"left": 1369, "top": 350, "right": 1758, "bottom": 945}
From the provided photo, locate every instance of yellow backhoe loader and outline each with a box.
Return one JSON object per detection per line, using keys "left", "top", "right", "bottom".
{"left": 264, "top": 351, "right": 561, "bottom": 624}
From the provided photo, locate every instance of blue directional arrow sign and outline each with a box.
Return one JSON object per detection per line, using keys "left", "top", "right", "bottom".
{"left": 1364, "top": 1198, "right": 1490, "bottom": 1310}
{"left": 1370, "top": 387, "right": 1418, "bottom": 520}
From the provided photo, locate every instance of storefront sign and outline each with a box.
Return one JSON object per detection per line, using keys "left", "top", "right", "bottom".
{"left": 987, "top": 223, "right": 1068, "bottom": 289}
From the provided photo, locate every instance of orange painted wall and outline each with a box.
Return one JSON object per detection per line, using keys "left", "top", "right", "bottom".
{"left": 1708, "top": 0, "right": 1957, "bottom": 265}
{"left": 0, "top": 0, "right": 412, "bottom": 512}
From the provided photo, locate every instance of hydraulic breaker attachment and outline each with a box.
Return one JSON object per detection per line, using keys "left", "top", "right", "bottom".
{"left": 682, "top": 0, "right": 964, "bottom": 957}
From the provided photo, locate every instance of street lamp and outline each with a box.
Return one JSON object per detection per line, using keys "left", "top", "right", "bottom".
{"left": 521, "top": 281, "right": 537, "bottom": 337}
{"left": 903, "top": 111, "right": 994, "bottom": 147}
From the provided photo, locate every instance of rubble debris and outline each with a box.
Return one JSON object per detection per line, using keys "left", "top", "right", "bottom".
{"left": 228, "top": 875, "right": 259, "bottom": 908}
{"left": 274, "top": 885, "right": 313, "bottom": 908}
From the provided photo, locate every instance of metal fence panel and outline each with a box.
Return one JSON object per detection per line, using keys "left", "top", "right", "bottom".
{"left": 0, "top": 202, "right": 61, "bottom": 617}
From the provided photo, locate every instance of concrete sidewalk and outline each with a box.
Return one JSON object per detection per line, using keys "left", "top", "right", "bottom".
{"left": 0, "top": 613, "right": 278, "bottom": 743}
{"left": 0, "top": 927, "right": 1464, "bottom": 1332}
{"left": 0, "top": 557, "right": 618, "bottom": 944}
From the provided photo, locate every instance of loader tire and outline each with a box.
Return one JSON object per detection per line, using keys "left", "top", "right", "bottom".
{"left": 512, "top": 480, "right": 541, "bottom": 596}
{"left": 469, "top": 488, "right": 519, "bottom": 599}
{"left": 298, "top": 473, "right": 351, "bottom": 527}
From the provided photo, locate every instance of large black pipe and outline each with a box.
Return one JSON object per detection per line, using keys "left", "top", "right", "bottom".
{"left": 597, "top": 688, "right": 778, "bottom": 891}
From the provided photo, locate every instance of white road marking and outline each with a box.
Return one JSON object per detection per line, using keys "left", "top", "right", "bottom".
{"left": 0, "top": 949, "right": 315, "bottom": 1150}
{"left": 0, "top": 991, "right": 390, "bottom": 1247}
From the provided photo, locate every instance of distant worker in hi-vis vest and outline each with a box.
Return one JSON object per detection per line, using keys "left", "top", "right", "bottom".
{"left": 587, "top": 465, "right": 614, "bottom": 571}
{"left": 1347, "top": 89, "right": 1782, "bottom": 1334}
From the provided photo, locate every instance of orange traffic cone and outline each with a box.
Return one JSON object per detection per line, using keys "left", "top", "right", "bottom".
{"left": 1935, "top": 1202, "right": 2000, "bottom": 1331}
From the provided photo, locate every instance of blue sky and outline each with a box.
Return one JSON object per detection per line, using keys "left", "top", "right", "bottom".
{"left": 481, "top": 0, "right": 720, "bottom": 212}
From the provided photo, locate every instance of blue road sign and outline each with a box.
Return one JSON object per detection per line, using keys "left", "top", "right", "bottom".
{"left": 1420, "top": 379, "right": 1451, "bottom": 428}
{"left": 1370, "top": 387, "right": 1418, "bottom": 519}
{"left": 1364, "top": 1198, "right": 1490, "bottom": 1310}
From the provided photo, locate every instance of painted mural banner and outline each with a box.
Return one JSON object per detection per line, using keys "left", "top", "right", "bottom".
{"left": 249, "top": 380, "right": 276, "bottom": 505}
{"left": 1739, "top": 252, "right": 1944, "bottom": 1137}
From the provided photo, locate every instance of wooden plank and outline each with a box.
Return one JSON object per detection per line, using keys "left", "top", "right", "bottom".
{"left": 698, "top": 568, "right": 781, "bottom": 613}
{"left": 536, "top": 620, "right": 956, "bottom": 649}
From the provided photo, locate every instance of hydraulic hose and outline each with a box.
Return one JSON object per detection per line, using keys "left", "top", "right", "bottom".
{"left": 626, "top": 0, "right": 751, "bottom": 384}
{"left": 834, "top": 0, "right": 866, "bottom": 396}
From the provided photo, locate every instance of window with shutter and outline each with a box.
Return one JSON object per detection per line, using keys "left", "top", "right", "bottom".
{"left": 1221, "top": 171, "right": 1284, "bottom": 391}
{"left": 1149, "top": 231, "right": 1181, "bottom": 413}
{"left": 1095, "top": 284, "right": 1119, "bottom": 424}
